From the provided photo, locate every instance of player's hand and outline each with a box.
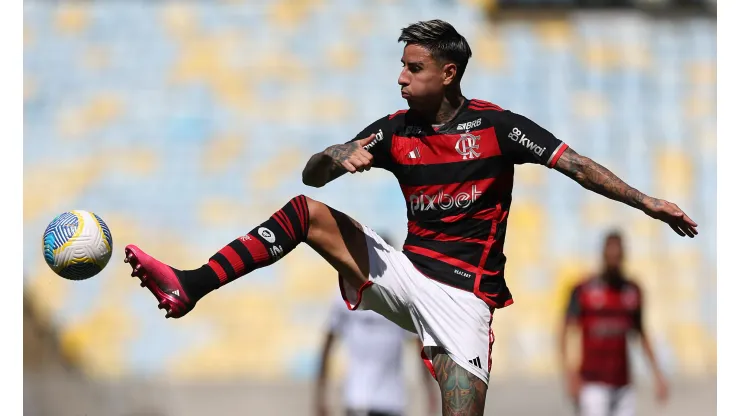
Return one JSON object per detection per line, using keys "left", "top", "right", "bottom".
{"left": 323, "top": 134, "right": 376, "bottom": 174}
{"left": 642, "top": 197, "right": 698, "bottom": 238}
{"left": 566, "top": 371, "right": 581, "bottom": 403}
{"left": 655, "top": 375, "right": 669, "bottom": 404}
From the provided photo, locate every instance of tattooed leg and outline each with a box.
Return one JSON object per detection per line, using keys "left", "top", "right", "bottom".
{"left": 432, "top": 351, "right": 488, "bottom": 416}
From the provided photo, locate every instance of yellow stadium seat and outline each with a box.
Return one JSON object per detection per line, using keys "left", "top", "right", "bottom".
{"left": 24, "top": 160, "right": 103, "bottom": 222}
{"left": 582, "top": 198, "right": 616, "bottom": 228}
{"left": 684, "top": 95, "right": 715, "bottom": 119}
{"left": 572, "top": 91, "right": 610, "bottom": 119}
{"left": 59, "top": 304, "right": 137, "bottom": 379}
{"left": 269, "top": 0, "right": 311, "bottom": 30}
{"left": 170, "top": 37, "right": 221, "bottom": 84}
{"left": 515, "top": 164, "right": 544, "bottom": 187}
{"left": 25, "top": 270, "right": 70, "bottom": 321}
{"left": 56, "top": 94, "right": 123, "bottom": 139}
{"left": 281, "top": 251, "right": 338, "bottom": 300}
{"left": 462, "top": 0, "right": 489, "bottom": 6}
{"left": 213, "top": 72, "right": 256, "bottom": 111}
{"left": 656, "top": 150, "right": 693, "bottom": 198}
{"left": 55, "top": 3, "right": 89, "bottom": 35}
{"left": 249, "top": 149, "right": 305, "bottom": 191}
{"left": 669, "top": 323, "right": 715, "bottom": 375}
{"left": 161, "top": 3, "right": 199, "bottom": 41}
{"left": 687, "top": 61, "right": 717, "bottom": 86}
{"left": 581, "top": 44, "right": 620, "bottom": 71}
{"left": 86, "top": 94, "right": 123, "bottom": 127}
{"left": 346, "top": 13, "right": 375, "bottom": 37}
{"left": 474, "top": 27, "right": 507, "bottom": 71}
{"left": 619, "top": 44, "right": 652, "bottom": 71}
{"left": 198, "top": 198, "right": 250, "bottom": 229}
{"left": 312, "top": 96, "right": 353, "bottom": 122}
{"left": 167, "top": 289, "right": 290, "bottom": 379}
{"left": 326, "top": 43, "right": 361, "bottom": 71}
{"left": 628, "top": 216, "right": 661, "bottom": 247}
{"left": 110, "top": 148, "right": 159, "bottom": 176}
{"left": 201, "top": 134, "right": 247, "bottom": 174}
{"left": 534, "top": 18, "right": 572, "bottom": 51}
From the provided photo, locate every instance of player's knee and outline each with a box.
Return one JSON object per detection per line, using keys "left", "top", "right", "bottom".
{"left": 302, "top": 195, "right": 329, "bottom": 228}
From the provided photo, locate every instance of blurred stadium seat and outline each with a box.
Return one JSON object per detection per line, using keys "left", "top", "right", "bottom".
{"left": 24, "top": 0, "right": 715, "bottom": 389}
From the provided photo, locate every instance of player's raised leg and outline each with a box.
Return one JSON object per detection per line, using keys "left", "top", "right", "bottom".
{"left": 123, "top": 195, "right": 371, "bottom": 318}
{"left": 432, "top": 350, "right": 488, "bottom": 416}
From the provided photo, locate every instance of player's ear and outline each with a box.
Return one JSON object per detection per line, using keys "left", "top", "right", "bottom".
{"left": 442, "top": 63, "right": 457, "bottom": 86}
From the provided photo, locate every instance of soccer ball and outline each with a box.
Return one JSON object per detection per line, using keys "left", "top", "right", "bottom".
{"left": 42, "top": 210, "right": 113, "bottom": 280}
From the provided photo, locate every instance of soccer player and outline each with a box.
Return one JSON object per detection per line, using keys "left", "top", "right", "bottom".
{"left": 315, "top": 235, "right": 438, "bottom": 416}
{"left": 559, "top": 231, "right": 669, "bottom": 416}
{"left": 123, "top": 20, "right": 697, "bottom": 415}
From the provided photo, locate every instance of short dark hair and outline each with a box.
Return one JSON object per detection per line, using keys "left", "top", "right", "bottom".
{"left": 398, "top": 19, "right": 473, "bottom": 82}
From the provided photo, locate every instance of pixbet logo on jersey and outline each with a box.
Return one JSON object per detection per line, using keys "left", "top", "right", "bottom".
{"left": 408, "top": 185, "right": 482, "bottom": 215}
{"left": 508, "top": 127, "right": 546, "bottom": 157}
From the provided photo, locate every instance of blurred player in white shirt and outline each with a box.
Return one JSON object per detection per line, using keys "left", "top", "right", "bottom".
{"left": 315, "top": 235, "right": 437, "bottom": 416}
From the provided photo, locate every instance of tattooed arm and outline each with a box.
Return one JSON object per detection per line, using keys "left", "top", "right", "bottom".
{"left": 554, "top": 147, "right": 698, "bottom": 237}
{"left": 302, "top": 134, "right": 377, "bottom": 188}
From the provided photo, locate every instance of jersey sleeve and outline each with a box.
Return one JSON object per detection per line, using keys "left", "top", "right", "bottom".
{"left": 494, "top": 110, "right": 569, "bottom": 167}
{"left": 347, "top": 115, "right": 394, "bottom": 170}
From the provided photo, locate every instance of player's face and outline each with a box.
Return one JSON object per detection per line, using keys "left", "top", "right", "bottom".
{"left": 398, "top": 44, "right": 455, "bottom": 107}
{"left": 603, "top": 238, "right": 623, "bottom": 270}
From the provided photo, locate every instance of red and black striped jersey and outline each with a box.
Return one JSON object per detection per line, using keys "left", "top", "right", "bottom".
{"left": 565, "top": 277, "right": 643, "bottom": 387}
{"left": 350, "top": 99, "right": 569, "bottom": 308}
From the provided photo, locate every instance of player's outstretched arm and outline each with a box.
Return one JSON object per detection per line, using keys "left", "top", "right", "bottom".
{"left": 302, "top": 134, "right": 377, "bottom": 188}
{"left": 554, "top": 147, "right": 698, "bottom": 237}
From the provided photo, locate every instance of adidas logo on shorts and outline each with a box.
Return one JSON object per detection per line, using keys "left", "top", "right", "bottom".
{"left": 468, "top": 356, "right": 482, "bottom": 369}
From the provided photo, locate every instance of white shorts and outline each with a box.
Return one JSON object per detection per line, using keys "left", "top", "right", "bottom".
{"left": 338, "top": 226, "right": 495, "bottom": 384}
{"left": 579, "top": 383, "right": 635, "bottom": 416}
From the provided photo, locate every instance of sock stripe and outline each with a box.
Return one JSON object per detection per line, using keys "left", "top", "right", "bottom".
{"left": 212, "top": 252, "right": 236, "bottom": 281}
{"left": 270, "top": 213, "right": 288, "bottom": 240}
{"left": 202, "top": 195, "right": 310, "bottom": 291}
{"left": 207, "top": 259, "right": 228, "bottom": 284}
{"left": 229, "top": 239, "right": 254, "bottom": 266}
{"left": 278, "top": 209, "right": 296, "bottom": 240}
{"left": 291, "top": 196, "right": 308, "bottom": 238}
{"left": 300, "top": 195, "right": 309, "bottom": 236}
{"left": 242, "top": 235, "right": 270, "bottom": 264}
{"left": 221, "top": 245, "right": 245, "bottom": 276}
{"left": 272, "top": 211, "right": 295, "bottom": 241}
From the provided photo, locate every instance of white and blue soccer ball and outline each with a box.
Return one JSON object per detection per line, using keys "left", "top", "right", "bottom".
{"left": 42, "top": 210, "right": 113, "bottom": 280}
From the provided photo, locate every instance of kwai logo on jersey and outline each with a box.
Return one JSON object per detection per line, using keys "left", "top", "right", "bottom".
{"left": 408, "top": 185, "right": 482, "bottom": 215}
{"left": 508, "top": 127, "right": 546, "bottom": 157}
{"left": 363, "top": 129, "right": 385, "bottom": 151}
{"left": 457, "top": 118, "right": 482, "bottom": 131}
{"left": 455, "top": 133, "right": 481, "bottom": 160}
